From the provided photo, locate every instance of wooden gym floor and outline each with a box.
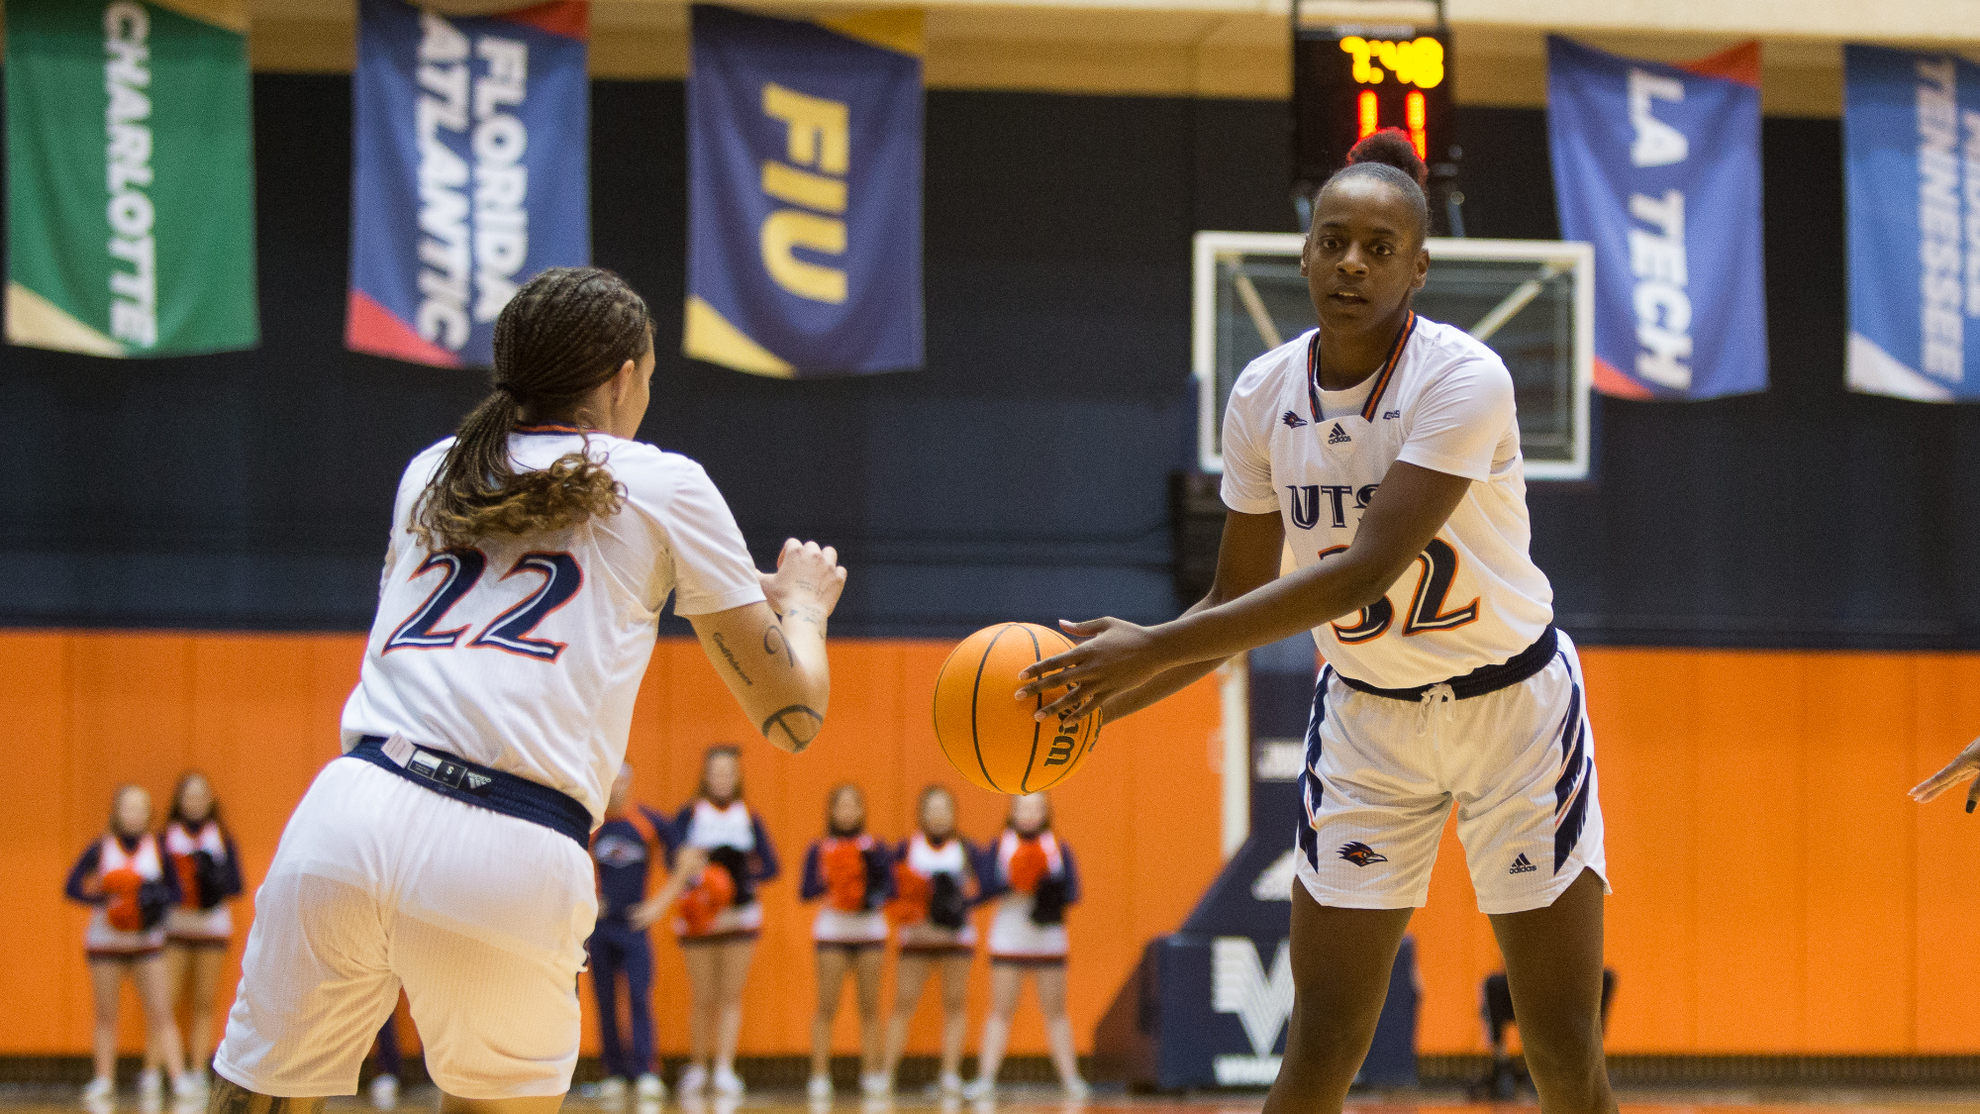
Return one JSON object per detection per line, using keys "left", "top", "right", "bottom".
{"left": 9, "top": 1090, "right": 1980, "bottom": 1114}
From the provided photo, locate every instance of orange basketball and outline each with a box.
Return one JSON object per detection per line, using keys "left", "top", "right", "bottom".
{"left": 932, "top": 622, "right": 1101, "bottom": 794}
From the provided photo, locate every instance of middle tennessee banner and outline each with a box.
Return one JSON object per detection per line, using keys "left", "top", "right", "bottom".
{"left": 1843, "top": 45, "right": 1980, "bottom": 402}
{"left": 685, "top": 5, "right": 925, "bottom": 378}
{"left": 347, "top": 0, "right": 590, "bottom": 368}
{"left": 1546, "top": 36, "right": 1768, "bottom": 400}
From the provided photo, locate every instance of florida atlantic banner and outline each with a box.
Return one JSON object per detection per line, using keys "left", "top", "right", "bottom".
{"left": 1843, "top": 46, "right": 1980, "bottom": 402}
{"left": 5, "top": 0, "right": 258, "bottom": 356}
{"left": 685, "top": 5, "right": 924, "bottom": 378}
{"left": 347, "top": 0, "right": 589, "bottom": 368}
{"left": 1546, "top": 36, "right": 1767, "bottom": 399}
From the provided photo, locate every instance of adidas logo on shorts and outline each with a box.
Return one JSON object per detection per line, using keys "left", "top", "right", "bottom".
{"left": 465, "top": 772, "right": 491, "bottom": 790}
{"left": 1327, "top": 423, "right": 1352, "bottom": 445}
{"left": 1509, "top": 853, "right": 1537, "bottom": 875}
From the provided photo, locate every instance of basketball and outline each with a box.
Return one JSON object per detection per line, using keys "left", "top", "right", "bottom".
{"left": 932, "top": 622, "right": 1101, "bottom": 794}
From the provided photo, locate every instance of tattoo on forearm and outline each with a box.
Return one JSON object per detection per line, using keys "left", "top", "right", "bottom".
{"left": 762, "top": 704, "right": 824, "bottom": 751}
{"left": 762, "top": 624, "right": 797, "bottom": 666}
{"left": 711, "top": 632, "right": 752, "bottom": 686}
{"left": 207, "top": 1077, "right": 324, "bottom": 1114}
{"left": 785, "top": 604, "right": 826, "bottom": 626}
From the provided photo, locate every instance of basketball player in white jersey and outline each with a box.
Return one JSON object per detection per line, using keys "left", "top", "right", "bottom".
{"left": 207, "top": 268, "right": 846, "bottom": 1114}
{"left": 1019, "top": 132, "right": 1615, "bottom": 1114}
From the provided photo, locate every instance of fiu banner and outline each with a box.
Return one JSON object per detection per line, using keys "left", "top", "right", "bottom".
{"left": 685, "top": 5, "right": 924, "bottom": 378}
{"left": 1843, "top": 46, "right": 1980, "bottom": 402}
{"left": 4, "top": 0, "right": 257, "bottom": 357}
{"left": 347, "top": 0, "right": 589, "bottom": 368}
{"left": 1546, "top": 37, "right": 1767, "bottom": 400}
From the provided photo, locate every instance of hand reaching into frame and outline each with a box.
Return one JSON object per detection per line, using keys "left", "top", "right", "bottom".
{"left": 1014, "top": 617, "right": 1164, "bottom": 723}
{"left": 1910, "top": 736, "right": 1980, "bottom": 813}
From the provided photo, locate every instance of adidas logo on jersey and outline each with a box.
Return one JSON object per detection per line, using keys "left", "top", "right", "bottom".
{"left": 1509, "top": 853, "right": 1537, "bottom": 875}
{"left": 1327, "top": 423, "right": 1352, "bottom": 445}
{"left": 1281, "top": 410, "right": 1308, "bottom": 429}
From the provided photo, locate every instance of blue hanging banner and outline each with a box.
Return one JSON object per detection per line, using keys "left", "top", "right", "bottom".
{"left": 685, "top": 5, "right": 924, "bottom": 378}
{"left": 1843, "top": 45, "right": 1980, "bottom": 402}
{"left": 345, "top": 0, "right": 590, "bottom": 369}
{"left": 1546, "top": 36, "right": 1768, "bottom": 400}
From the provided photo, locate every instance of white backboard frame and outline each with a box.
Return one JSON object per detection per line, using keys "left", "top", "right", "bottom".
{"left": 1192, "top": 232, "right": 1595, "bottom": 482}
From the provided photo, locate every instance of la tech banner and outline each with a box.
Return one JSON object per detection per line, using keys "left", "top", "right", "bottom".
{"left": 685, "top": 5, "right": 925, "bottom": 378}
{"left": 1545, "top": 37, "right": 1768, "bottom": 400}
{"left": 1844, "top": 45, "right": 1980, "bottom": 402}
{"left": 347, "top": 0, "right": 590, "bottom": 369}
{"left": 4, "top": 0, "right": 257, "bottom": 357}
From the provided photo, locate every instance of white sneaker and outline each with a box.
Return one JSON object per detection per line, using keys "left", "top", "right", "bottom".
{"left": 81, "top": 1077, "right": 114, "bottom": 1102}
{"left": 1062, "top": 1077, "right": 1091, "bottom": 1102}
{"left": 712, "top": 1066, "right": 744, "bottom": 1097}
{"left": 934, "top": 1073, "right": 964, "bottom": 1097}
{"left": 137, "top": 1069, "right": 163, "bottom": 1102}
{"left": 960, "top": 1078, "right": 993, "bottom": 1102}
{"left": 676, "top": 1065, "right": 709, "bottom": 1097}
{"left": 635, "top": 1074, "right": 666, "bottom": 1101}
{"left": 369, "top": 1074, "right": 399, "bottom": 1109}
{"left": 597, "top": 1077, "right": 628, "bottom": 1102}
{"left": 860, "top": 1073, "right": 889, "bottom": 1099}
{"left": 172, "top": 1073, "right": 203, "bottom": 1101}
{"left": 807, "top": 1075, "right": 833, "bottom": 1102}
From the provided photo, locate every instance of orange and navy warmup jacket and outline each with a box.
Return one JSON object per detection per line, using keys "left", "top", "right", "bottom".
{"left": 799, "top": 833, "right": 894, "bottom": 912}
{"left": 591, "top": 805, "right": 679, "bottom": 924}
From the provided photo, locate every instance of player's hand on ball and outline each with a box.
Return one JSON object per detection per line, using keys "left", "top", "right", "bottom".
{"left": 761, "top": 538, "right": 847, "bottom": 620}
{"left": 1015, "top": 616, "right": 1159, "bottom": 722}
{"left": 1909, "top": 735, "right": 1980, "bottom": 813}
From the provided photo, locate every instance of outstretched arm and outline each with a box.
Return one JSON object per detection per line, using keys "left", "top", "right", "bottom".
{"left": 688, "top": 538, "right": 847, "bottom": 754}
{"left": 1910, "top": 735, "right": 1980, "bottom": 813}
{"left": 1019, "top": 461, "right": 1471, "bottom": 721}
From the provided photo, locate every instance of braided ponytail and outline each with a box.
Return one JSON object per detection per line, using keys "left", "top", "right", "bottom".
{"left": 414, "top": 267, "right": 653, "bottom": 549}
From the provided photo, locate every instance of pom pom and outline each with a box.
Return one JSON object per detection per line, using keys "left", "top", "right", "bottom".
{"left": 822, "top": 840, "right": 869, "bottom": 912}
{"left": 675, "top": 861, "right": 737, "bottom": 936}
{"left": 886, "top": 862, "right": 932, "bottom": 927}
{"left": 1347, "top": 128, "right": 1428, "bottom": 187}
{"left": 1008, "top": 840, "right": 1049, "bottom": 895}
{"left": 102, "top": 868, "right": 145, "bottom": 932}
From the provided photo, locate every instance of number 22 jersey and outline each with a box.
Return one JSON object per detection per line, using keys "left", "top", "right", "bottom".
{"left": 1219, "top": 314, "right": 1554, "bottom": 690}
{"left": 340, "top": 426, "right": 767, "bottom": 823}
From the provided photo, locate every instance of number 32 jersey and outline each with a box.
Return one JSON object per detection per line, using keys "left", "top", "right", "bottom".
{"left": 340, "top": 426, "right": 767, "bottom": 823}
{"left": 1220, "top": 314, "right": 1554, "bottom": 690}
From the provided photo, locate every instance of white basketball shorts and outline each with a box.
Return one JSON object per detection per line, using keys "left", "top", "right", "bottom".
{"left": 212, "top": 758, "right": 596, "bottom": 1099}
{"left": 1295, "top": 629, "right": 1609, "bottom": 916}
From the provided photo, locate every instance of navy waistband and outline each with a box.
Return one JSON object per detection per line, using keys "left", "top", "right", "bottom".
{"left": 347, "top": 735, "right": 591, "bottom": 848}
{"left": 1334, "top": 625, "right": 1559, "bottom": 702}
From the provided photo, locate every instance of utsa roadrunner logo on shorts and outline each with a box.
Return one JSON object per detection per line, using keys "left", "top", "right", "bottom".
{"left": 1337, "top": 841, "right": 1387, "bottom": 867}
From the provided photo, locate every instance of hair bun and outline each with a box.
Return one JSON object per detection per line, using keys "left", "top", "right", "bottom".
{"left": 1347, "top": 128, "right": 1429, "bottom": 187}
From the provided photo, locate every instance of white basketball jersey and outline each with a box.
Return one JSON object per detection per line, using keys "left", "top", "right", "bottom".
{"left": 341, "top": 425, "right": 766, "bottom": 823}
{"left": 1220, "top": 314, "right": 1554, "bottom": 689}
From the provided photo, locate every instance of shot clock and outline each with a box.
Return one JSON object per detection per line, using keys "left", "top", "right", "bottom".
{"left": 1292, "top": 28, "right": 1461, "bottom": 233}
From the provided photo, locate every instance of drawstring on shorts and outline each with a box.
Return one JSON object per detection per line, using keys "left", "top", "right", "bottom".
{"left": 1415, "top": 682, "right": 1457, "bottom": 737}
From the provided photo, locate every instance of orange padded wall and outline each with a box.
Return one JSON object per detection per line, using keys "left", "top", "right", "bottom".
{"left": 5, "top": 632, "right": 1979, "bottom": 1060}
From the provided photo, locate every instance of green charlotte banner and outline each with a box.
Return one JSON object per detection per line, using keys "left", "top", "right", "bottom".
{"left": 5, "top": 0, "right": 257, "bottom": 356}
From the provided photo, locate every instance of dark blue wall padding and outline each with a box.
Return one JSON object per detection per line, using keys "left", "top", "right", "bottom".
{"left": 1, "top": 79, "right": 1976, "bottom": 648}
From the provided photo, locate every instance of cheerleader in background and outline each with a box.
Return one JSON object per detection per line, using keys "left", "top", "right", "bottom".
{"left": 671, "top": 745, "right": 780, "bottom": 1098}
{"left": 799, "top": 784, "right": 893, "bottom": 1102}
{"left": 590, "top": 762, "right": 702, "bottom": 1102}
{"left": 880, "top": 785, "right": 984, "bottom": 1098}
{"left": 966, "top": 792, "right": 1088, "bottom": 1102}
{"left": 64, "top": 785, "right": 193, "bottom": 1104}
{"left": 158, "top": 772, "right": 242, "bottom": 1091}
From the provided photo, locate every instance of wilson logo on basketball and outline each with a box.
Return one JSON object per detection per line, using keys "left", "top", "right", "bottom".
{"left": 1337, "top": 841, "right": 1387, "bottom": 867}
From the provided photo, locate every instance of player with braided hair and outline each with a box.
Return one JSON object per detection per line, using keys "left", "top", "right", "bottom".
{"left": 208, "top": 267, "right": 846, "bottom": 1114}
{"left": 1019, "top": 133, "right": 1617, "bottom": 1114}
